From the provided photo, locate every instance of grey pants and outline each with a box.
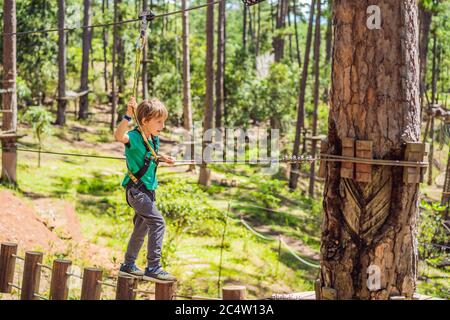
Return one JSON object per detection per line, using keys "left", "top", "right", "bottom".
{"left": 124, "top": 186, "right": 165, "bottom": 269}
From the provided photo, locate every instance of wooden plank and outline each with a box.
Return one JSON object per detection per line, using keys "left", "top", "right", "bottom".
{"left": 341, "top": 138, "right": 355, "bottom": 179}
{"left": 403, "top": 142, "right": 428, "bottom": 184}
{"left": 0, "top": 243, "right": 18, "bottom": 293}
{"left": 355, "top": 140, "right": 373, "bottom": 183}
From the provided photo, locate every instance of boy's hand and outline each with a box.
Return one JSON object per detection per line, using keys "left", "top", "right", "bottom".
{"left": 159, "top": 155, "right": 175, "bottom": 166}
{"left": 127, "top": 97, "right": 137, "bottom": 117}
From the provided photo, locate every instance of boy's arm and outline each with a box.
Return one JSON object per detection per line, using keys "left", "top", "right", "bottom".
{"left": 114, "top": 117, "right": 131, "bottom": 144}
{"left": 114, "top": 97, "right": 137, "bottom": 144}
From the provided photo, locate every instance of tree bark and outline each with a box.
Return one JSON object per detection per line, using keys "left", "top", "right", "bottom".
{"left": 56, "top": 0, "right": 67, "bottom": 126}
{"left": 319, "top": 0, "right": 421, "bottom": 300}
{"left": 216, "top": 0, "right": 225, "bottom": 129}
{"left": 78, "top": 0, "right": 92, "bottom": 120}
{"left": 289, "top": 0, "right": 315, "bottom": 190}
{"left": 308, "top": 0, "right": 321, "bottom": 198}
{"left": 199, "top": 0, "right": 215, "bottom": 186}
{"left": 1, "top": 0, "right": 18, "bottom": 185}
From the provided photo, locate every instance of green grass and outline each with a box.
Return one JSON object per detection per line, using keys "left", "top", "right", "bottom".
{"left": 0, "top": 115, "right": 448, "bottom": 300}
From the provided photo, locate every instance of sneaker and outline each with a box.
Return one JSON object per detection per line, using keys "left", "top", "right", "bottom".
{"left": 143, "top": 267, "right": 177, "bottom": 283}
{"left": 119, "top": 263, "right": 145, "bottom": 278}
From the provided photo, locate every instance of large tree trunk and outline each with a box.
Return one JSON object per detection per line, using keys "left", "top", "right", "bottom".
{"left": 289, "top": 0, "right": 316, "bottom": 190}
{"left": 199, "top": 0, "right": 214, "bottom": 186}
{"left": 215, "top": 0, "right": 225, "bottom": 129}
{"left": 56, "top": 0, "right": 67, "bottom": 125}
{"left": 1, "top": 0, "right": 18, "bottom": 185}
{"left": 78, "top": 0, "right": 92, "bottom": 120}
{"left": 318, "top": 0, "right": 421, "bottom": 300}
{"left": 308, "top": 0, "right": 321, "bottom": 198}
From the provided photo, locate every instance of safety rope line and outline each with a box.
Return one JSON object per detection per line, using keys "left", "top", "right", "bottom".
{"left": 232, "top": 203, "right": 321, "bottom": 222}
{"left": 8, "top": 283, "right": 22, "bottom": 291}
{"left": 97, "top": 280, "right": 117, "bottom": 288}
{"left": 11, "top": 254, "right": 25, "bottom": 261}
{"left": 34, "top": 293, "right": 49, "bottom": 300}
{"left": 236, "top": 216, "right": 320, "bottom": 268}
{"left": 14, "top": 147, "right": 431, "bottom": 168}
{"left": 2, "top": 0, "right": 227, "bottom": 37}
{"left": 37, "top": 263, "right": 53, "bottom": 271}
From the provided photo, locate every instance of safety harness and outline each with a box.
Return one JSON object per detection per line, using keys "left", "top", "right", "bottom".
{"left": 126, "top": 127, "right": 159, "bottom": 187}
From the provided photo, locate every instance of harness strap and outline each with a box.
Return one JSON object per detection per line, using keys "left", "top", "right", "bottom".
{"left": 127, "top": 128, "right": 159, "bottom": 185}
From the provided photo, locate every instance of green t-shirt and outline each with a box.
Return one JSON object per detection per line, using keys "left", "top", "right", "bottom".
{"left": 121, "top": 127, "right": 160, "bottom": 190}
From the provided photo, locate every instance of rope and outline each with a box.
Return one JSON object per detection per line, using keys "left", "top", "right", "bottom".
{"left": 320, "top": 154, "right": 429, "bottom": 168}
{"left": 232, "top": 203, "right": 320, "bottom": 222}
{"left": 236, "top": 216, "right": 321, "bottom": 268}
{"left": 97, "top": 280, "right": 117, "bottom": 288}
{"left": 37, "top": 263, "right": 53, "bottom": 271}
{"left": 34, "top": 293, "right": 49, "bottom": 300}
{"left": 8, "top": 283, "right": 21, "bottom": 291}
{"left": 2, "top": 0, "right": 227, "bottom": 37}
{"left": 421, "top": 243, "right": 450, "bottom": 250}
{"left": 11, "top": 254, "right": 24, "bottom": 261}
{"left": 133, "top": 289, "right": 155, "bottom": 294}
{"left": 174, "top": 294, "right": 221, "bottom": 300}
{"left": 239, "top": 217, "right": 275, "bottom": 241}
{"left": 279, "top": 238, "right": 320, "bottom": 269}
{"left": 66, "top": 272, "right": 83, "bottom": 279}
{"left": 14, "top": 147, "right": 431, "bottom": 168}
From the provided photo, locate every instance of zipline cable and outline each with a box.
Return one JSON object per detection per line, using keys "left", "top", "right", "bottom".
{"left": 2, "top": 0, "right": 227, "bottom": 37}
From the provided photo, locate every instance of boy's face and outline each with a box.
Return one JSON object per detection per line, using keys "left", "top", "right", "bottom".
{"left": 142, "top": 115, "right": 166, "bottom": 137}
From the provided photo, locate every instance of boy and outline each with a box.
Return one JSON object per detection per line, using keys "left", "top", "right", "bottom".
{"left": 114, "top": 96, "right": 177, "bottom": 283}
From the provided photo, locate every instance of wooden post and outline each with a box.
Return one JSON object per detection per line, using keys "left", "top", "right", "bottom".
{"left": 403, "top": 142, "right": 428, "bottom": 184}
{"left": 115, "top": 275, "right": 137, "bottom": 300}
{"left": 80, "top": 268, "right": 102, "bottom": 300}
{"left": 222, "top": 285, "right": 246, "bottom": 300}
{"left": 20, "top": 251, "right": 43, "bottom": 300}
{"left": 318, "top": 139, "right": 327, "bottom": 178}
{"left": 155, "top": 282, "right": 175, "bottom": 300}
{"left": 0, "top": 243, "right": 18, "bottom": 293}
{"left": 341, "top": 138, "right": 355, "bottom": 179}
{"left": 355, "top": 140, "right": 373, "bottom": 183}
{"left": 314, "top": 279, "right": 322, "bottom": 300}
{"left": 49, "top": 259, "right": 72, "bottom": 300}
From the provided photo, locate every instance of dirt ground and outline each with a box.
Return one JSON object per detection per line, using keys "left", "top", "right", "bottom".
{"left": 0, "top": 190, "right": 120, "bottom": 270}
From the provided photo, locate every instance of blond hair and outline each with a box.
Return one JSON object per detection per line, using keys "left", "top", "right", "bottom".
{"left": 136, "top": 98, "right": 168, "bottom": 124}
